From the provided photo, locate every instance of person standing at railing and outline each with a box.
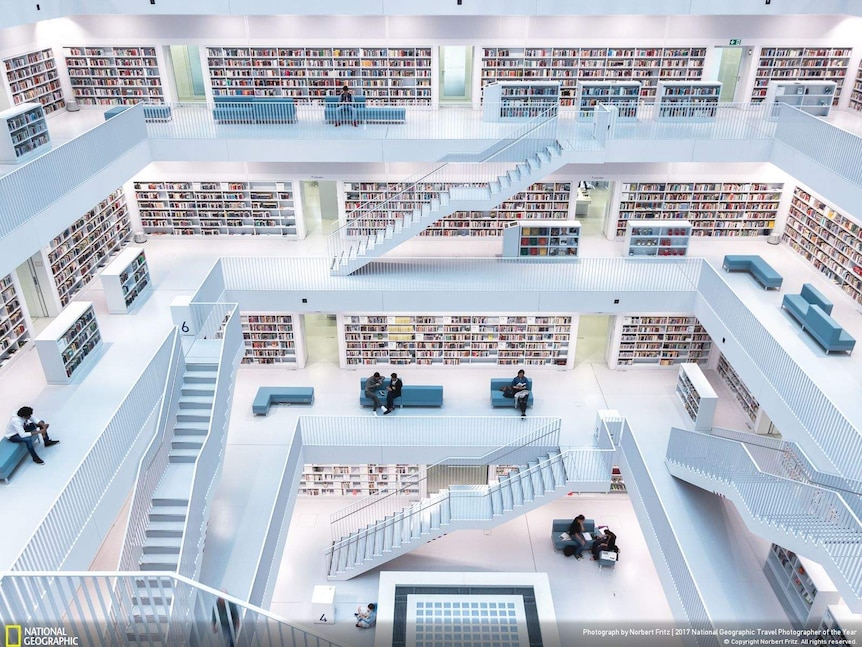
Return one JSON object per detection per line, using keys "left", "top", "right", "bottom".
{"left": 212, "top": 594, "right": 240, "bottom": 647}
{"left": 336, "top": 84, "right": 358, "bottom": 127}
{"left": 4, "top": 406, "right": 59, "bottom": 465}
{"left": 382, "top": 372, "right": 402, "bottom": 414}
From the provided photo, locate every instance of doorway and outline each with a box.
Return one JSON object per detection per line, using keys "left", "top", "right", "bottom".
{"left": 574, "top": 180, "right": 613, "bottom": 237}
{"left": 168, "top": 45, "right": 207, "bottom": 102}
{"left": 574, "top": 315, "right": 612, "bottom": 365}
{"left": 16, "top": 253, "right": 55, "bottom": 324}
{"left": 300, "top": 181, "right": 340, "bottom": 237}
{"left": 715, "top": 47, "right": 745, "bottom": 102}
{"left": 439, "top": 46, "right": 472, "bottom": 103}
{"left": 302, "top": 314, "right": 339, "bottom": 364}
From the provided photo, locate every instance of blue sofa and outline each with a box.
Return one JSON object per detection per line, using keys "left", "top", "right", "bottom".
{"left": 0, "top": 437, "right": 29, "bottom": 483}
{"left": 213, "top": 96, "right": 296, "bottom": 124}
{"left": 782, "top": 283, "right": 833, "bottom": 326}
{"left": 491, "top": 378, "right": 533, "bottom": 408}
{"left": 722, "top": 255, "right": 783, "bottom": 290}
{"left": 252, "top": 386, "right": 315, "bottom": 415}
{"left": 790, "top": 303, "right": 855, "bottom": 354}
{"left": 360, "top": 378, "right": 443, "bottom": 407}
{"left": 324, "top": 96, "right": 406, "bottom": 124}
{"left": 104, "top": 104, "right": 173, "bottom": 122}
{"left": 552, "top": 518, "right": 596, "bottom": 552}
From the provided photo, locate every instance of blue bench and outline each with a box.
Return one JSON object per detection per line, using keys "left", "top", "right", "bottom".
{"left": 359, "top": 378, "right": 443, "bottom": 407}
{"left": 722, "top": 255, "right": 783, "bottom": 290}
{"left": 782, "top": 283, "right": 834, "bottom": 326}
{"left": 552, "top": 518, "right": 596, "bottom": 552}
{"left": 213, "top": 96, "right": 297, "bottom": 124}
{"left": 252, "top": 386, "right": 315, "bottom": 416}
{"left": 0, "top": 437, "right": 30, "bottom": 483}
{"left": 491, "top": 378, "right": 534, "bottom": 408}
{"left": 324, "top": 96, "right": 406, "bottom": 124}
{"left": 104, "top": 105, "right": 173, "bottom": 122}
{"left": 783, "top": 301, "right": 856, "bottom": 354}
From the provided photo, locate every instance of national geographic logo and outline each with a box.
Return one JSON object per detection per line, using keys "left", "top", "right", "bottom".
{"left": 4, "top": 626, "right": 78, "bottom": 646}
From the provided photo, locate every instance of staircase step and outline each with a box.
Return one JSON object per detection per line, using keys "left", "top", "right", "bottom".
{"left": 142, "top": 537, "right": 182, "bottom": 555}
{"left": 178, "top": 396, "right": 213, "bottom": 409}
{"left": 139, "top": 554, "right": 179, "bottom": 571}
{"left": 148, "top": 505, "right": 187, "bottom": 523}
{"left": 145, "top": 521, "right": 185, "bottom": 538}
{"left": 173, "top": 421, "right": 210, "bottom": 436}
{"left": 176, "top": 412, "right": 211, "bottom": 423}
{"left": 131, "top": 591, "right": 174, "bottom": 606}
{"left": 171, "top": 439, "right": 204, "bottom": 451}
{"left": 125, "top": 621, "right": 167, "bottom": 642}
{"left": 184, "top": 370, "right": 217, "bottom": 384}
{"left": 181, "top": 385, "right": 214, "bottom": 397}
{"left": 169, "top": 448, "right": 199, "bottom": 463}
{"left": 151, "top": 496, "right": 188, "bottom": 507}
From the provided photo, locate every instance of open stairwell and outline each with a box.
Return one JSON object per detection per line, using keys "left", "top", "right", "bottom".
{"left": 665, "top": 427, "right": 862, "bottom": 613}
{"left": 326, "top": 448, "right": 606, "bottom": 580}
{"left": 329, "top": 139, "right": 571, "bottom": 275}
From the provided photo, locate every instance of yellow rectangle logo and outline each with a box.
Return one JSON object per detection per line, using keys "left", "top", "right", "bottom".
{"left": 5, "top": 625, "right": 22, "bottom": 647}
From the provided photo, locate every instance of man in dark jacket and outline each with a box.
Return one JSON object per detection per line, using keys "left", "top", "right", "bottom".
{"left": 383, "top": 372, "right": 403, "bottom": 414}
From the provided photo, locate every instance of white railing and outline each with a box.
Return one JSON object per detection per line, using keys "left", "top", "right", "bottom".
{"left": 697, "top": 264, "right": 861, "bottom": 479}
{"left": 177, "top": 303, "right": 243, "bottom": 581}
{"left": 10, "top": 330, "right": 179, "bottom": 572}
{"left": 606, "top": 101, "right": 774, "bottom": 141}
{"left": 119, "top": 329, "right": 185, "bottom": 571}
{"left": 328, "top": 418, "right": 562, "bottom": 542}
{"left": 619, "top": 422, "right": 719, "bottom": 647}
{"left": 0, "top": 571, "right": 344, "bottom": 647}
{"left": 0, "top": 104, "right": 147, "bottom": 239}
{"left": 666, "top": 427, "right": 862, "bottom": 598}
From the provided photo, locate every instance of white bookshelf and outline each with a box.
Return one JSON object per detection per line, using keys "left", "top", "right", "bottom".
{"left": 0, "top": 103, "right": 49, "bottom": 162}
{"left": 3, "top": 48, "right": 64, "bottom": 115}
{"left": 205, "top": 47, "right": 433, "bottom": 104}
{"left": 609, "top": 314, "right": 713, "bottom": 369}
{"left": 752, "top": 47, "right": 851, "bottom": 105}
{"left": 240, "top": 313, "right": 306, "bottom": 367}
{"left": 655, "top": 81, "right": 720, "bottom": 121}
{"left": 479, "top": 47, "right": 706, "bottom": 105}
{"left": 299, "top": 464, "right": 423, "bottom": 497}
{"left": 615, "top": 181, "right": 782, "bottom": 238}
{"left": 764, "top": 80, "right": 836, "bottom": 119}
{"left": 764, "top": 544, "right": 840, "bottom": 629}
{"left": 100, "top": 247, "right": 150, "bottom": 314}
{"left": 782, "top": 185, "right": 862, "bottom": 306}
{"left": 610, "top": 466, "right": 626, "bottom": 492}
{"left": 625, "top": 219, "right": 691, "bottom": 257}
{"left": 339, "top": 313, "right": 576, "bottom": 368}
{"left": 716, "top": 353, "right": 766, "bottom": 432}
{"left": 341, "top": 181, "right": 572, "bottom": 238}
{"left": 818, "top": 604, "right": 858, "bottom": 644}
{"left": 34, "top": 301, "right": 102, "bottom": 384}
{"left": 47, "top": 188, "right": 132, "bottom": 308}
{"left": 675, "top": 362, "right": 717, "bottom": 431}
{"left": 501, "top": 221, "right": 580, "bottom": 258}
{"left": 63, "top": 46, "right": 164, "bottom": 105}
{"left": 0, "top": 273, "right": 30, "bottom": 373}
{"left": 481, "top": 81, "right": 560, "bottom": 120}
{"left": 850, "top": 60, "right": 862, "bottom": 112}
{"left": 575, "top": 81, "right": 641, "bottom": 121}
{"left": 135, "top": 180, "right": 302, "bottom": 237}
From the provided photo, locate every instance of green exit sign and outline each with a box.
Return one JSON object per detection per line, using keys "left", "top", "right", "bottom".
{"left": 729, "top": 39, "right": 742, "bottom": 45}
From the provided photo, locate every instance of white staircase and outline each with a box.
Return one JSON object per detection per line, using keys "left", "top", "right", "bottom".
{"left": 326, "top": 448, "right": 606, "bottom": 580}
{"left": 328, "top": 140, "right": 570, "bottom": 275}
{"left": 665, "top": 426, "right": 862, "bottom": 612}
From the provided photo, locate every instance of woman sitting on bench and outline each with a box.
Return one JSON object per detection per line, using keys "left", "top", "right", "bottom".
{"left": 591, "top": 528, "right": 618, "bottom": 560}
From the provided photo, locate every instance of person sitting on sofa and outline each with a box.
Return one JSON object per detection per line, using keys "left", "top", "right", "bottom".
{"left": 4, "top": 406, "right": 59, "bottom": 465}
{"left": 568, "top": 514, "right": 588, "bottom": 559}
{"left": 591, "top": 527, "right": 618, "bottom": 560}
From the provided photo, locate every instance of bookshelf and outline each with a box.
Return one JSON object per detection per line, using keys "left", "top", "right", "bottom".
{"left": 240, "top": 313, "right": 306, "bottom": 367}
{"left": 479, "top": 47, "right": 706, "bottom": 105}
{"left": 575, "top": 81, "right": 641, "bottom": 121}
{"left": 341, "top": 181, "right": 572, "bottom": 238}
{"left": 615, "top": 182, "right": 782, "bottom": 238}
{"left": 100, "top": 247, "right": 151, "bottom": 314}
{"left": 655, "top": 81, "right": 720, "bottom": 121}
{"left": 135, "top": 180, "right": 302, "bottom": 237}
{"left": 501, "top": 221, "right": 580, "bottom": 258}
{"left": 675, "top": 362, "right": 717, "bottom": 431}
{"left": 850, "top": 61, "right": 862, "bottom": 112}
{"left": 764, "top": 543, "right": 839, "bottom": 629}
{"left": 47, "top": 188, "right": 132, "bottom": 308}
{"left": 481, "top": 81, "right": 560, "bottom": 120}
{"left": 610, "top": 466, "right": 626, "bottom": 492}
{"left": 34, "top": 301, "right": 102, "bottom": 384}
{"left": 205, "top": 47, "right": 433, "bottom": 104}
{"left": 299, "top": 464, "right": 423, "bottom": 497}
{"left": 3, "top": 48, "right": 64, "bottom": 115}
{"left": 764, "top": 80, "right": 836, "bottom": 119}
{"left": 63, "top": 46, "right": 165, "bottom": 105}
{"left": 751, "top": 47, "right": 851, "bottom": 105}
{"left": 625, "top": 219, "right": 691, "bottom": 257}
{"left": 610, "top": 314, "right": 713, "bottom": 369}
{"left": 339, "top": 313, "right": 576, "bottom": 368}
{"left": 0, "top": 103, "right": 49, "bottom": 162}
{"left": 0, "top": 273, "right": 29, "bottom": 373}
{"left": 817, "top": 605, "right": 857, "bottom": 645}
{"left": 782, "top": 185, "right": 862, "bottom": 306}
{"left": 716, "top": 353, "right": 764, "bottom": 431}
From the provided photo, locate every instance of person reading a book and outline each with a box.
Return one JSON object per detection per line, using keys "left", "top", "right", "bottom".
{"left": 592, "top": 527, "right": 618, "bottom": 560}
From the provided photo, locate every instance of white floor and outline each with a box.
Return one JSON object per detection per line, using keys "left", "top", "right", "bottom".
{"left": 1, "top": 217, "right": 856, "bottom": 642}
